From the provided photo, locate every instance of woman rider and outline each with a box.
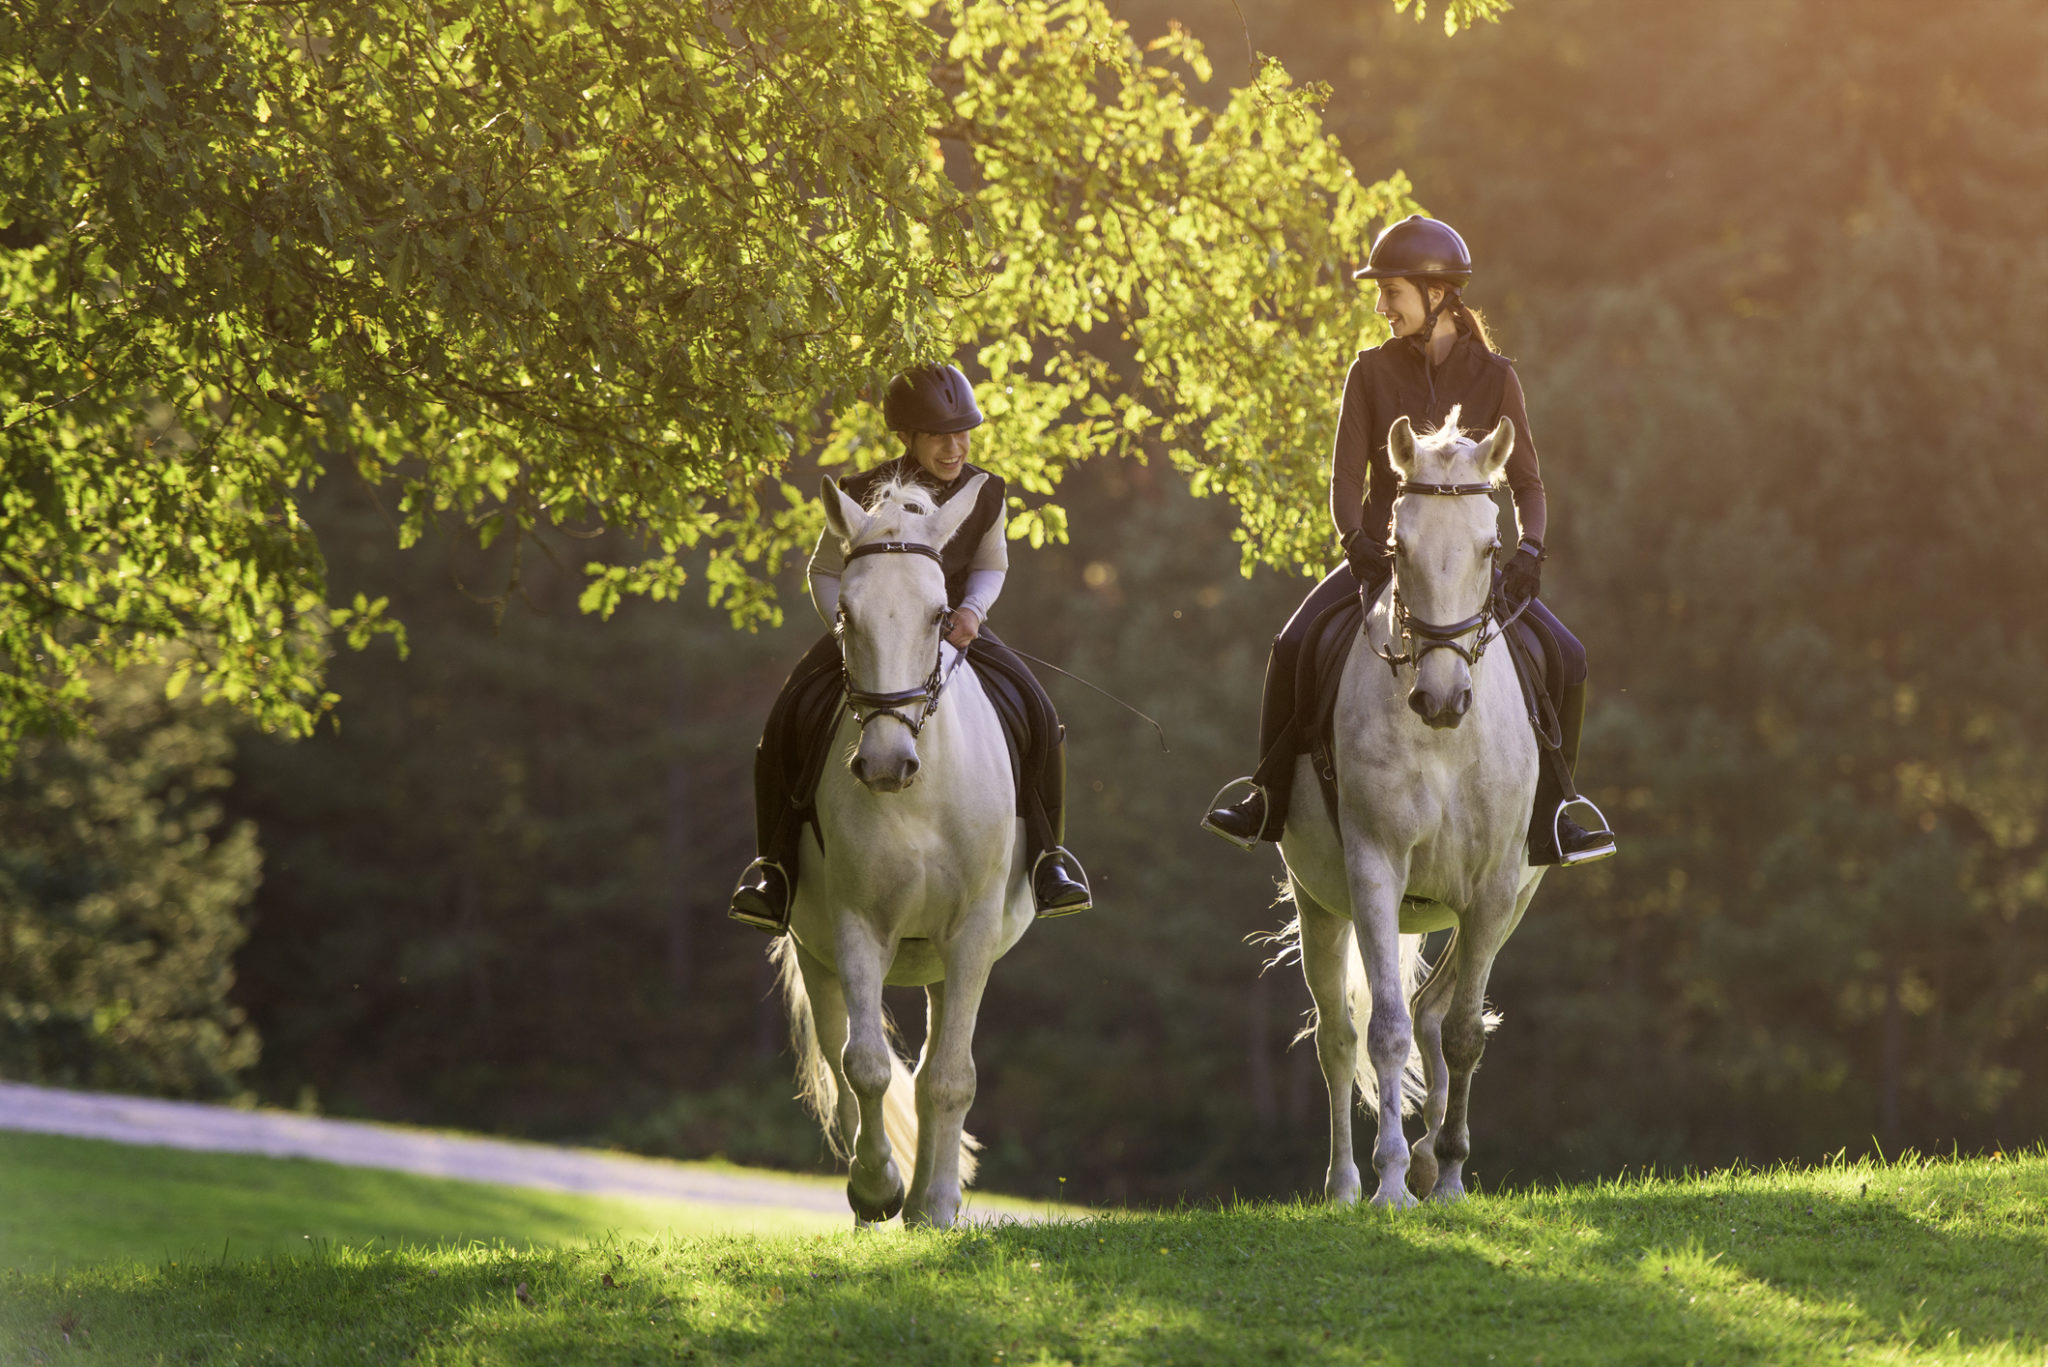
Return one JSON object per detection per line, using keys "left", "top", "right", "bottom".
{"left": 729, "top": 363, "right": 1093, "bottom": 934}
{"left": 1201, "top": 215, "right": 1618, "bottom": 866}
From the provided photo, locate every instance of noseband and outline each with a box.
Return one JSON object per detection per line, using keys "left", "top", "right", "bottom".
{"left": 1372, "top": 480, "right": 1531, "bottom": 674}
{"left": 836, "top": 540, "right": 960, "bottom": 737}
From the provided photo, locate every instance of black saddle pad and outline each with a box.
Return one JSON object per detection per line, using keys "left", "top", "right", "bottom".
{"left": 1302, "top": 590, "right": 1367, "bottom": 770}
{"left": 1297, "top": 588, "right": 1563, "bottom": 823}
{"left": 787, "top": 641, "right": 1045, "bottom": 831}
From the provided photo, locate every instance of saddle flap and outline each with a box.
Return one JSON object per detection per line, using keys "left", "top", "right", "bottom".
{"left": 1303, "top": 590, "right": 1368, "bottom": 756}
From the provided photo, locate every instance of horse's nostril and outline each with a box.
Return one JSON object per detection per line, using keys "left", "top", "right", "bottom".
{"left": 1455, "top": 688, "right": 1472, "bottom": 716}
{"left": 1408, "top": 690, "right": 1433, "bottom": 719}
{"left": 850, "top": 755, "right": 868, "bottom": 783}
{"left": 901, "top": 758, "right": 920, "bottom": 784}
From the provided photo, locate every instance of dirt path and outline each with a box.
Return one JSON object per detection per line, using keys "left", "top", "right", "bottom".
{"left": 0, "top": 1080, "right": 853, "bottom": 1215}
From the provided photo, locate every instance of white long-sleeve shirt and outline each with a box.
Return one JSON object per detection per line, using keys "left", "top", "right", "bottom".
{"left": 807, "top": 503, "right": 1009, "bottom": 627}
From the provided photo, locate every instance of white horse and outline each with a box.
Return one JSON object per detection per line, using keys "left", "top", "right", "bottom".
{"left": 1277, "top": 413, "right": 1545, "bottom": 1208}
{"left": 769, "top": 472, "right": 1038, "bottom": 1228}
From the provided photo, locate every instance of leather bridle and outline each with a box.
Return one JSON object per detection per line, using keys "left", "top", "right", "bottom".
{"left": 1372, "top": 480, "right": 1531, "bottom": 674}
{"left": 835, "top": 540, "right": 961, "bottom": 737}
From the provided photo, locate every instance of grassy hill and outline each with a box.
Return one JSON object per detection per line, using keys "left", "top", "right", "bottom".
{"left": 3, "top": 1142, "right": 2044, "bottom": 1365}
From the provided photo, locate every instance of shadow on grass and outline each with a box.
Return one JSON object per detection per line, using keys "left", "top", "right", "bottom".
{"left": 6, "top": 1181, "right": 2043, "bottom": 1365}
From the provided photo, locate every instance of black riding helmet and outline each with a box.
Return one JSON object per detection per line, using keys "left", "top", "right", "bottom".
{"left": 1351, "top": 214, "right": 1474, "bottom": 287}
{"left": 882, "top": 363, "right": 984, "bottom": 434}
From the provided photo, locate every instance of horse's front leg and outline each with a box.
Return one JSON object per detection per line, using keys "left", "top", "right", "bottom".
{"left": 1294, "top": 881, "right": 1362, "bottom": 1205}
{"left": 1430, "top": 896, "right": 1515, "bottom": 1202}
{"left": 1345, "top": 851, "right": 1417, "bottom": 1209}
{"left": 792, "top": 940, "right": 863, "bottom": 1167}
{"left": 901, "top": 978, "right": 948, "bottom": 1225}
{"left": 904, "top": 919, "right": 999, "bottom": 1229}
{"left": 1405, "top": 929, "right": 1457, "bottom": 1199}
{"left": 834, "top": 924, "right": 905, "bottom": 1226}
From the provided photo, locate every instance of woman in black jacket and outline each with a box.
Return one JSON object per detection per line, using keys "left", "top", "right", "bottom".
{"left": 1202, "top": 215, "right": 1616, "bottom": 867}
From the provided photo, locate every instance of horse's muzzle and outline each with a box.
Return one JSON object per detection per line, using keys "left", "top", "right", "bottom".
{"left": 1408, "top": 685, "right": 1471, "bottom": 729}
{"left": 851, "top": 752, "right": 920, "bottom": 792}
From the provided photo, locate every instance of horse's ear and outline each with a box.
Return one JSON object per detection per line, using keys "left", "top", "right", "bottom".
{"left": 1474, "top": 416, "right": 1515, "bottom": 483}
{"left": 923, "top": 472, "right": 990, "bottom": 548}
{"left": 821, "top": 475, "right": 869, "bottom": 547}
{"left": 1386, "top": 416, "right": 1419, "bottom": 479}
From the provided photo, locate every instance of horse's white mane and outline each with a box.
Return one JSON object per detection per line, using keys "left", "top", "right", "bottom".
{"left": 1411, "top": 404, "right": 1507, "bottom": 488}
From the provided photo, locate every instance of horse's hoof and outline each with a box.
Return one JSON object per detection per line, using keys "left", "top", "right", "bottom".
{"left": 1370, "top": 1184, "right": 1420, "bottom": 1210}
{"left": 1429, "top": 1179, "right": 1468, "bottom": 1204}
{"left": 904, "top": 1200, "right": 958, "bottom": 1230}
{"left": 848, "top": 1178, "right": 906, "bottom": 1225}
{"left": 1406, "top": 1148, "right": 1440, "bottom": 1198}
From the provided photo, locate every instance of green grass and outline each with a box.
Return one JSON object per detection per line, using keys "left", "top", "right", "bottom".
{"left": 4, "top": 1146, "right": 2045, "bottom": 1365}
{"left": 0, "top": 1129, "right": 852, "bottom": 1273}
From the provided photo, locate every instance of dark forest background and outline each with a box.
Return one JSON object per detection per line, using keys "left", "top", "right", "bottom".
{"left": 7, "top": 0, "right": 2046, "bottom": 1205}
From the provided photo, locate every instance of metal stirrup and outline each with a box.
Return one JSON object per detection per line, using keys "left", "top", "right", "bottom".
{"left": 1030, "top": 848, "right": 1092, "bottom": 917}
{"left": 1200, "top": 775, "right": 1268, "bottom": 852}
{"left": 1552, "top": 796, "right": 1617, "bottom": 867}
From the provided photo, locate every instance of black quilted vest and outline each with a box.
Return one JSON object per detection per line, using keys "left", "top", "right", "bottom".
{"left": 839, "top": 457, "right": 1008, "bottom": 609}
{"left": 1358, "top": 335, "right": 1510, "bottom": 472}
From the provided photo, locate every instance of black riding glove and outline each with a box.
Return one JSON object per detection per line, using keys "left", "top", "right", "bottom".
{"left": 1342, "top": 530, "right": 1392, "bottom": 585}
{"left": 1501, "top": 543, "right": 1544, "bottom": 605}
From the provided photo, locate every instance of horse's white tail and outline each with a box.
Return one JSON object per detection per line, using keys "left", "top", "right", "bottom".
{"left": 1255, "top": 895, "right": 1432, "bottom": 1116}
{"left": 770, "top": 937, "right": 980, "bottom": 1186}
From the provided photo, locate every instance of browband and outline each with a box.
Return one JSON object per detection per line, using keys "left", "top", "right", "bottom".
{"left": 1397, "top": 481, "right": 1498, "bottom": 497}
{"left": 846, "top": 540, "right": 944, "bottom": 564}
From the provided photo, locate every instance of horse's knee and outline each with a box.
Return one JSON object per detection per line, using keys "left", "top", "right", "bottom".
{"left": 842, "top": 1040, "right": 892, "bottom": 1099}
{"left": 920, "top": 1062, "right": 975, "bottom": 1117}
{"left": 1443, "top": 1016, "right": 1486, "bottom": 1074}
{"left": 1315, "top": 1011, "right": 1358, "bottom": 1064}
{"left": 1366, "top": 1011, "right": 1412, "bottom": 1070}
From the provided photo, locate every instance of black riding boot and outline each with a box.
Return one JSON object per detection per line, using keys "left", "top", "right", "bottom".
{"left": 729, "top": 636, "right": 842, "bottom": 935}
{"left": 730, "top": 727, "right": 802, "bottom": 934}
{"left": 729, "top": 732, "right": 804, "bottom": 935}
{"left": 1202, "top": 636, "right": 1303, "bottom": 849}
{"left": 1030, "top": 734, "right": 1092, "bottom": 916}
{"left": 1528, "top": 680, "right": 1618, "bottom": 867}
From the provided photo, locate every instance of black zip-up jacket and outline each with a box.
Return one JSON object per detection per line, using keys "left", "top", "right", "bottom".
{"left": 1329, "top": 329, "right": 1548, "bottom": 549}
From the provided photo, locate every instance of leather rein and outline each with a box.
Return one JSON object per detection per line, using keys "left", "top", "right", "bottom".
{"left": 835, "top": 540, "right": 962, "bottom": 737}
{"left": 1372, "top": 480, "right": 1532, "bottom": 674}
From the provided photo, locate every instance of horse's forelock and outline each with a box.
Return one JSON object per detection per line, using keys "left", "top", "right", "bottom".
{"left": 856, "top": 473, "right": 936, "bottom": 541}
{"left": 1412, "top": 406, "right": 1506, "bottom": 488}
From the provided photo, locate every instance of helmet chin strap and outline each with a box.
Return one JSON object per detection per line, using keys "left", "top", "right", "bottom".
{"left": 1408, "top": 279, "right": 1460, "bottom": 414}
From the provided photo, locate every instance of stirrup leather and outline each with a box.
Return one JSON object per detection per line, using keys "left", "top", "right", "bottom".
{"left": 727, "top": 857, "right": 792, "bottom": 934}
{"left": 1031, "top": 847, "right": 1092, "bottom": 917}
{"left": 1553, "top": 796, "right": 1618, "bottom": 868}
{"left": 1200, "top": 776, "right": 1269, "bottom": 852}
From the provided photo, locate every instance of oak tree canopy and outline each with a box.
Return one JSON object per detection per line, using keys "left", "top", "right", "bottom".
{"left": 0, "top": 0, "right": 1508, "bottom": 747}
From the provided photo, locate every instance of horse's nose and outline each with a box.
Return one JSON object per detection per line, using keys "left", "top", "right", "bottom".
{"left": 854, "top": 751, "right": 919, "bottom": 793}
{"left": 1407, "top": 687, "right": 1470, "bottom": 729}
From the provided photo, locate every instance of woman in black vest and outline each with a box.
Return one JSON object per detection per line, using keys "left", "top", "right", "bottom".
{"left": 1202, "top": 216, "right": 1617, "bottom": 867}
{"left": 729, "top": 365, "right": 1092, "bottom": 934}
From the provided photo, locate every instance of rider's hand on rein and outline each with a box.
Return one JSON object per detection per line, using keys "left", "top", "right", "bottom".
{"left": 945, "top": 606, "right": 982, "bottom": 649}
{"left": 1501, "top": 541, "right": 1544, "bottom": 607}
{"left": 1341, "top": 528, "right": 1392, "bottom": 584}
